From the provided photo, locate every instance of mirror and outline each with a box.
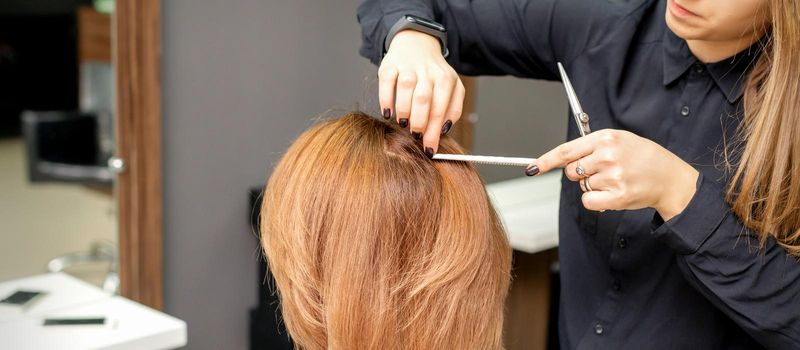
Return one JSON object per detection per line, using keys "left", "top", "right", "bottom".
{"left": 0, "top": 0, "right": 118, "bottom": 291}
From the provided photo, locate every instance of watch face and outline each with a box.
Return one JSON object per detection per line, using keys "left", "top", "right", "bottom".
{"left": 406, "top": 15, "right": 446, "bottom": 32}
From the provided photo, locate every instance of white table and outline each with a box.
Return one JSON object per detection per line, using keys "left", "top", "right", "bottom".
{"left": 0, "top": 273, "right": 186, "bottom": 350}
{"left": 486, "top": 172, "right": 561, "bottom": 254}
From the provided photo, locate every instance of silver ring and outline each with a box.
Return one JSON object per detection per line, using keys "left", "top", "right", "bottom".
{"left": 576, "top": 162, "right": 586, "bottom": 177}
{"left": 583, "top": 176, "right": 593, "bottom": 192}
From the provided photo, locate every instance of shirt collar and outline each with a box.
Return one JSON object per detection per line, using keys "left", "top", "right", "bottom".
{"left": 662, "top": 26, "right": 764, "bottom": 103}
{"left": 661, "top": 28, "right": 695, "bottom": 86}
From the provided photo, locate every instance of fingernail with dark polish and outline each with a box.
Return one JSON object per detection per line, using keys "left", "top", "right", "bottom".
{"left": 382, "top": 108, "right": 391, "bottom": 120}
{"left": 424, "top": 147, "right": 434, "bottom": 159}
{"left": 399, "top": 118, "right": 409, "bottom": 128}
{"left": 412, "top": 131, "right": 422, "bottom": 140}
{"left": 525, "top": 165, "right": 540, "bottom": 176}
{"left": 441, "top": 120, "right": 453, "bottom": 135}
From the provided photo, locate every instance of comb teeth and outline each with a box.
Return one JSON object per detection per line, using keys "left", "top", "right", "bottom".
{"left": 431, "top": 154, "right": 536, "bottom": 167}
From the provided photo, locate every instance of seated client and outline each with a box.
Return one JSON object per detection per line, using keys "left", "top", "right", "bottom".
{"left": 260, "top": 112, "right": 512, "bottom": 349}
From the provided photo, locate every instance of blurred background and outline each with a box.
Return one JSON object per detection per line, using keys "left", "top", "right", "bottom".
{"left": 0, "top": 0, "right": 117, "bottom": 288}
{"left": 0, "top": 0, "right": 567, "bottom": 349}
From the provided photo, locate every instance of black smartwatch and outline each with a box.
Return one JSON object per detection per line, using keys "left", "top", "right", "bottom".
{"left": 384, "top": 15, "right": 449, "bottom": 58}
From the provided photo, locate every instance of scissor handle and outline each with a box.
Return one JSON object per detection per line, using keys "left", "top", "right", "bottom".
{"left": 574, "top": 112, "right": 592, "bottom": 136}
{"left": 578, "top": 112, "right": 592, "bottom": 136}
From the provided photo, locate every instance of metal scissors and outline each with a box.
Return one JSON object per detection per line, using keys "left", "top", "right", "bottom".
{"left": 431, "top": 62, "right": 590, "bottom": 166}
{"left": 557, "top": 62, "right": 591, "bottom": 136}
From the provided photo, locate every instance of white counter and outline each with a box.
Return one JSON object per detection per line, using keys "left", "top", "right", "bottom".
{"left": 486, "top": 172, "right": 561, "bottom": 254}
{"left": 0, "top": 273, "right": 186, "bottom": 350}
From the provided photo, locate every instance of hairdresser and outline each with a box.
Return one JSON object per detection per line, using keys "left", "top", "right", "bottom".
{"left": 357, "top": 0, "right": 799, "bottom": 348}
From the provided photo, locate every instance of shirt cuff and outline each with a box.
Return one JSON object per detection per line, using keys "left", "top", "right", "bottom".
{"left": 651, "top": 173, "right": 731, "bottom": 254}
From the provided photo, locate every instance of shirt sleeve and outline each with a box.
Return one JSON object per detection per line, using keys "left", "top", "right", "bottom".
{"left": 651, "top": 173, "right": 800, "bottom": 349}
{"left": 356, "top": 0, "right": 636, "bottom": 79}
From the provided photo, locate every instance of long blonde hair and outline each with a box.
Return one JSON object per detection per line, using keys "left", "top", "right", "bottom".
{"left": 729, "top": 0, "right": 800, "bottom": 255}
{"left": 260, "top": 112, "right": 512, "bottom": 349}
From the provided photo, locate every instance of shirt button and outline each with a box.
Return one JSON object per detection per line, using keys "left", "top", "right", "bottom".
{"left": 595, "top": 322, "right": 604, "bottom": 335}
{"left": 680, "top": 105, "right": 690, "bottom": 116}
{"left": 612, "top": 280, "right": 621, "bottom": 291}
{"left": 693, "top": 63, "right": 704, "bottom": 74}
{"left": 618, "top": 237, "right": 627, "bottom": 249}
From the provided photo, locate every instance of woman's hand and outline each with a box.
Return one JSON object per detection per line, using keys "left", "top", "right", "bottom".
{"left": 529, "top": 129, "right": 700, "bottom": 221}
{"left": 379, "top": 30, "right": 465, "bottom": 156}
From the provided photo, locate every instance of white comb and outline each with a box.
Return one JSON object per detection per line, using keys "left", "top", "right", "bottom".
{"left": 431, "top": 153, "right": 536, "bottom": 167}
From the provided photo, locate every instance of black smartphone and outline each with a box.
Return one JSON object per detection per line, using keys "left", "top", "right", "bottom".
{"left": 0, "top": 290, "right": 46, "bottom": 306}
{"left": 43, "top": 317, "right": 106, "bottom": 326}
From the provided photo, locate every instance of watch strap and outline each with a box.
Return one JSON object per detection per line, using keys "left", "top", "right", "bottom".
{"left": 384, "top": 15, "right": 449, "bottom": 58}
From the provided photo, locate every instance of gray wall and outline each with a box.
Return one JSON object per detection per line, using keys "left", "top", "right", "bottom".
{"left": 473, "top": 77, "right": 567, "bottom": 183}
{"left": 161, "top": 1, "right": 565, "bottom": 349}
{"left": 162, "top": 1, "right": 376, "bottom": 349}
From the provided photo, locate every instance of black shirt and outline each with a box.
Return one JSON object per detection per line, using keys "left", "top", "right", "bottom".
{"left": 357, "top": 0, "right": 800, "bottom": 349}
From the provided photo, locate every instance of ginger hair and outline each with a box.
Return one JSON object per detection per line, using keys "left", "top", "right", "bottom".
{"left": 728, "top": 0, "right": 800, "bottom": 255}
{"left": 260, "top": 112, "right": 511, "bottom": 349}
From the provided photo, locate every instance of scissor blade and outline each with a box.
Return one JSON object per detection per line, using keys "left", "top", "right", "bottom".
{"left": 431, "top": 153, "right": 536, "bottom": 167}
{"left": 557, "top": 62, "right": 590, "bottom": 137}
{"left": 557, "top": 62, "right": 584, "bottom": 116}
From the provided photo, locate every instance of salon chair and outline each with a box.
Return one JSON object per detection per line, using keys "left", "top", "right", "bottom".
{"left": 21, "top": 110, "right": 114, "bottom": 185}
{"left": 548, "top": 261, "right": 561, "bottom": 350}
{"left": 249, "top": 188, "right": 294, "bottom": 350}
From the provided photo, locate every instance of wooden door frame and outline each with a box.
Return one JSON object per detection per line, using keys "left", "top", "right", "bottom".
{"left": 114, "top": 0, "right": 163, "bottom": 310}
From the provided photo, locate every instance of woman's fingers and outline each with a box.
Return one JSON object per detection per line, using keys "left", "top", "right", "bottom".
{"left": 377, "top": 65, "right": 399, "bottom": 120}
{"left": 524, "top": 128, "right": 689, "bottom": 214}
{"left": 564, "top": 152, "right": 601, "bottom": 181}
{"left": 577, "top": 172, "right": 609, "bottom": 192}
{"left": 422, "top": 70, "right": 458, "bottom": 154}
{"left": 581, "top": 190, "right": 621, "bottom": 211}
{"left": 578, "top": 170, "right": 627, "bottom": 211}
{"left": 384, "top": 67, "right": 462, "bottom": 153}
{"left": 394, "top": 71, "right": 417, "bottom": 127}
{"left": 380, "top": 30, "right": 464, "bottom": 151}
{"left": 427, "top": 70, "right": 456, "bottom": 125}
{"left": 409, "top": 76, "right": 433, "bottom": 139}
{"left": 530, "top": 134, "right": 599, "bottom": 176}
{"left": 575, "top": 172, "right": 619, "bottom": 211}
{"left": 443, "top": 80, "right": 465, "bottom": 129}
{"left": 422, "top": 121, "right": 443, "bottom": 158}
